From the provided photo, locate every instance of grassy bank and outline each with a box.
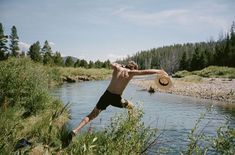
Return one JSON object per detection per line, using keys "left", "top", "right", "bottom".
{"left": 173, "top": 66, "right": 235, "bottom": 79}
{"left": 44, "top": 64, "right": 112, "bottom": 86}
{"left": 58, "top": 67, "right": 112, "bottom": 80}
{"left": 0, "top": 58, "right": 70, "bottom": 154}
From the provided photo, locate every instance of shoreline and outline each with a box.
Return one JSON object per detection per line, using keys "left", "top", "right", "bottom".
{"left": 131, "top": 77, "right": 235, "bottom": 105}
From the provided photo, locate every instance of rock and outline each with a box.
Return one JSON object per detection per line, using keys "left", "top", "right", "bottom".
{"left": 148, "top": 86, "right": 155, "bottom": 93}
{"left": 66, "top": 76, "right": 76, "bottom": 83}
{"left": 77, "top": 76, "right": 90, "bottom": 81}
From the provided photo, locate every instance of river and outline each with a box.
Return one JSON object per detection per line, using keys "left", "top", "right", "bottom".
{"left": 52, "top": 80, "right": 235, "bottom": 154}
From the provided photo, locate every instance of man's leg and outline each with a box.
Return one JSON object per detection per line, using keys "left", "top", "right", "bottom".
{"left": 121, "top": 99, "right": 134, "bottom": 109}
{"left": 63, "top": 106, "right": 101, "bottom": 148}
{"left": 121, "top": 99, "right": 138, "bottom": 118}
{"left": 73, "top": 106, "right": 102, "bottom": 134}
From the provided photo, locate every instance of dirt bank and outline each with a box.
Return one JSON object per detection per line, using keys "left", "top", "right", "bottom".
{"left": 131, "top": 77, "right": 235, "bottom": 104}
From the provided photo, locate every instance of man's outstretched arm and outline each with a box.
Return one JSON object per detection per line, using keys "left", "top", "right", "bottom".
{"left": 129, "top": 69, "right": 168, "bottom": 76}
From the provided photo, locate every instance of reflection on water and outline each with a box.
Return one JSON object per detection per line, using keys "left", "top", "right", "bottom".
{"left": 52, "top": 80, "right": 235, "bottom": 154}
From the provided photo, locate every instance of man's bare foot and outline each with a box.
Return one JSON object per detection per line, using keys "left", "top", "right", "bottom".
{"left": 62, "top": 131, "right": 75, "bottom": 148}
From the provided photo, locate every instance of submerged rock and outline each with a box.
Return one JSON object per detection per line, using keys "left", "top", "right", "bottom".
{"left": 148, "top": 86, "right": 155, "bottom": 93}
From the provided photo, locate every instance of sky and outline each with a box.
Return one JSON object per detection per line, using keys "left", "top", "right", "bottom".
{"left": 0, "top": 0, "right": 234, "bottom": 61}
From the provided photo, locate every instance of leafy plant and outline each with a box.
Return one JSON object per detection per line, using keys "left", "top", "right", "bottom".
{"left": 65, "top": 109, "right": 157, "bottom": 155}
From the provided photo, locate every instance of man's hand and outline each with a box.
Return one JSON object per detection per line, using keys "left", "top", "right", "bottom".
{"left": 111, "top": 63, "right": 121, "bottom": 69}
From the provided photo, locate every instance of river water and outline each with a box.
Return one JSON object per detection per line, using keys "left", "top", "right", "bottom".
{"left": 52, "top": 80, "right": 235, "bottom": 154}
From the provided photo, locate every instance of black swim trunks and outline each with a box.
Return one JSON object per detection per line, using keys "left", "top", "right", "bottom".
{"left": 96, "top": 90, "right": 128, "bottom": 110}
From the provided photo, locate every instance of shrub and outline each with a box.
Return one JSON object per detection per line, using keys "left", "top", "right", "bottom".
{"left": 179, "top": 75, "right": 203, "bottom": 83}
{"left": 194, "top": 66, "right": 235, "bottom": 78}
{"left": 174, "top": 66, "right": 235, "bottom": 79}
{"left": 172, "top": 70, "right": 192, "bottom": 78}
{"left": 183, "top": 112, "right": 235, "bottom": 155}
{"left": 0, "top": 58, "right": 49, "bottom": 115}
{"left": 0, "top": 58, "right": 70, "bottom": 154}
{"left": 65, "top": 109, "right": 157, "bottom": 155}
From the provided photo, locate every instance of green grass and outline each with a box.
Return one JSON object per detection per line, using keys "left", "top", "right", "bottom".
{"left": 43, "top": 66, "right": 112, "bottom": 86}
{"left": 0, "top": 58, "right": 70, "bottom": 154}
{"left": 64, "top": 109, "right": 157, "bottom": 155}
{"left": 58, "top": 67, "right": 112, "bottom": 80}
{"left": 173, "top": 66, "right": 235, "bottom": 79}
{"left": 178, "top": 75, "right": 203, "bottom": 83}
{"left": 182, "top": 112, "right": 235, "bottom": 155}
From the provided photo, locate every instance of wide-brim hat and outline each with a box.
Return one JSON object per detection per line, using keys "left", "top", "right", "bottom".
{"left": 154, "top": 74, "right": 173, "bottom": 90}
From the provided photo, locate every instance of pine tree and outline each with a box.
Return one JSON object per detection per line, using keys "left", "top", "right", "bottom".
{"left": 199, "top": 52, "right": 205, "bottom": 69}
{"left": 0, "top": 23, "right": 8, "bottom": 60}
{"left": 179, "top": 52, "right": 188, "bottom": 70}
{"left": 88, "top": 60, "right": 94, "bottom": 68}
{"left": 102, "top": 60, "right": 111, "bottom": 68}
{"left": 27, "top": 41, "right": 42, "bottom": 62}
{"left": 20, "top": 51, "right": 26, "bottom": 57}
{"left": 10, "top": 25, "right": 20, "bottom": 57}
{"left": 94, "top": 60, "right": 102, "bottom": 68}
{"left": 74, "top": 59, "right": 81, "bottom": 67}
{"left": 190, "top": 47, "right": 201, "bottom": 71}
{"left": 204, "top": 49, "right": 212, "bottom": 67}
{"left": 80, "top": 59, "right": 88, "bottom": 68}
{"left": 65, "top": 56, "right": 74, "bottom": 67}
{"left": 229, "top": 21, "right": 235, "bottom": 67}
{"left": 223, "top": 34, "right": 230, "bottom": 66}
{"left": 53, "top": 52, "right": 64, "bottom": 66}
{"left": 42, "top": 40, "right": 54, "bottom": 65}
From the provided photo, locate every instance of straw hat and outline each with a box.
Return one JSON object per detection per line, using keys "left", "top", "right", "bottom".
{"left": 154, "top": 74, "right": 173, "bottom": 90}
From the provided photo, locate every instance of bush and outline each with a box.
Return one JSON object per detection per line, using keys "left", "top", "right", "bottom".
{"left": 174, "top": 66, "right": 235, "bottom": 79}
{"left": 179, "top": 75, "right": 203, "bottom": 83}
{"left": 0, "top": 58, "right": 70, "bottom": 154}
{"left": 65, "top": 109, "right": 157, "bottom": 155}
{"left": 194, "top": 66, "right": 235, "bottom": 78}
{"left": 183, "top": 112, "right": 235, "bottom": 155}
{"left": 172, "top": 70, "right": 192, "bottom": 78}
{"left": 0, "top": 58, "right": 50, "bottom": 115}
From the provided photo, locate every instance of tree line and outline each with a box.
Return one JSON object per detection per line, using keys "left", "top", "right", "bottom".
{"left": 117, "top": 22, "right": 235, "bottom": 74}
{"left": 0, "top": 23, "right": 111, "bottom": 69}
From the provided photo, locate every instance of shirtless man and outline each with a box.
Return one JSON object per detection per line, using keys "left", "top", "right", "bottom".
{"left": 63, "top": 61, "right": 168, "bottom": 147}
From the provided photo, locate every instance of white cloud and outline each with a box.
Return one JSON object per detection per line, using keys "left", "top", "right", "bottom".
{"left": 107, "top": 53, "right": 127, "bottom": 62}
{"left": 18, "top": 41, "right": 30, "bottom": 52}
{"left": 110, "top": 6, "right": 133, "bottom": 16}
{"left": 115, "top": 3, "right": 232, "bottom": 30}
{"left": 49, "top": 41, "right": 55, "bottom": 46}
{"left": 66, "top": 53, "right": 127, "bottom": 62}
{"left": 119, "top": 9, "right": 188, "bottom": 25}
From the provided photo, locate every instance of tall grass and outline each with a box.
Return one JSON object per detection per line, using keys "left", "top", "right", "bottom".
{"left": 65, "top": 109, "right": 157, "bottom": 155}
{"left": 57, "top": 66, "right": 112, "bottom": 80}
{"left": 0, "top": 58, "right": 49, "bottom": 115}
{"left": 182, "top": 111, "right": 235, "bottom": 155}
{"left": 0, "top": 58, "right": 70, "bottom": 154}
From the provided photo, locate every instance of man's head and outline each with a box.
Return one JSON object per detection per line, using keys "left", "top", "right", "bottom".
{"left": 125, "top": 61, "right": 138, "bottom": 70}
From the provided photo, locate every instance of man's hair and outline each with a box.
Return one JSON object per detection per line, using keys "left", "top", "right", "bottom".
{"left": 125, "top": 61, "right": 138, "bottom": 70}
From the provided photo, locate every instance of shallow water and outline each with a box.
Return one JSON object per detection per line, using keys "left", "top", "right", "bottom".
{"left": 52, "top": 80, "right": 235, "bottom": 154}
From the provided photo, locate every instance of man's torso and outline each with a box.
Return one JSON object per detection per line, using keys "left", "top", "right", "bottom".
{"left": 107, "top": 67, "right": 133, "bottom": 95}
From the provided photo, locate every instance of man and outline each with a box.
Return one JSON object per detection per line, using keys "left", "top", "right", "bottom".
{"left": 63, "top": 61, "right": 168, "bottom": 147}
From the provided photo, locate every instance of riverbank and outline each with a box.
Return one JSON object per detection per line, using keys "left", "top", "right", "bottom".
{"left": 59, "top": 67, "right": 112, "bottom": 82}
{"left": 132, "top": 77, "right": 235, "bottom": 104}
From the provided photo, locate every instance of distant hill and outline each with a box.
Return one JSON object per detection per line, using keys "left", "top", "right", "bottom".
{"left": 62, "top": 56, "right": 78, "bottom": 63}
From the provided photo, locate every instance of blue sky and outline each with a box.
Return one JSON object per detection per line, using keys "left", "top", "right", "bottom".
{"left": 0, "top": 0, "right": 234, "bottom": 61}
